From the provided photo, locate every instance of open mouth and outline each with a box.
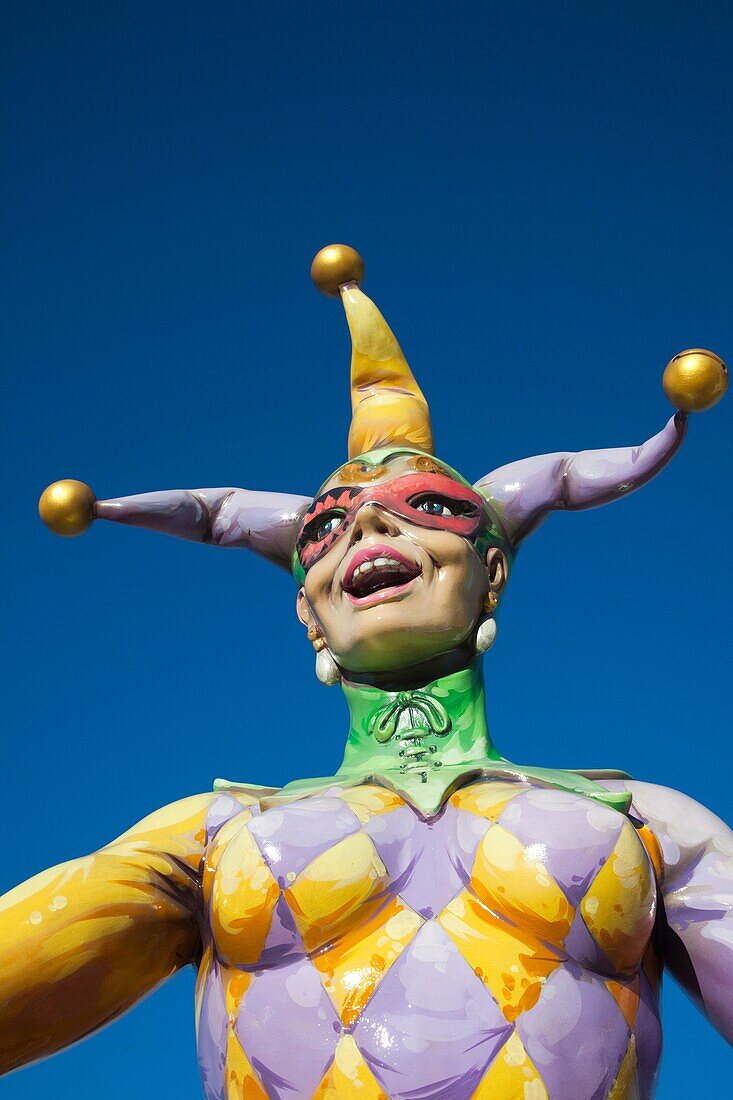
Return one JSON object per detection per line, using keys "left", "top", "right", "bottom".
{"left": 342, "top": 544, "right": 421, "bottom": 602}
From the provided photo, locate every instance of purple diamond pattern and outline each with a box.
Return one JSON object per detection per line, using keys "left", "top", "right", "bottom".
{"left": 498, "top": 787, "right": 624, "bottom": 907}
{"left": 516, "top": 966, "right": 629, "bottom": 1099}
{"left": 365, "top": 803, "right": 483, "bottom": 917}
{"left": 247, "top": 795, "right": 361, "bottom": 882}
{"left": 234, "top": 957, "right": 340, "bottom": 1097}
{"left": 196, "top": 956, "right": 227, "bottom": 1100}
{"left": 352, "top": 921, "right": 512, "bottom": 1098}
{"left": 197, "top": 779, "right": 663, "bottom": 1098}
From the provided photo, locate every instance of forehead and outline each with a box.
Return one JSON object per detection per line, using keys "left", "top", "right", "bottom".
{"left": 318, "top": 452, "right": 459, "bottom": 495}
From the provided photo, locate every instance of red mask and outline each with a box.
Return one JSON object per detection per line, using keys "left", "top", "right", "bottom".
{"left": 296, "top": 472, "right": 492, "bottom": 573}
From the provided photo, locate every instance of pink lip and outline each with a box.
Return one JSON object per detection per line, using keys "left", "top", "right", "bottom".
{"left": 344, "top": 575, "right": 420, "bottom": 608}
{"left": 342, "top": 544, "right": 420, "bottom": 590}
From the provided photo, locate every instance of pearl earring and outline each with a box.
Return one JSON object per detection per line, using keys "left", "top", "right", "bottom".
{"left": 315, "top": 647, "right": 341, "bottom": 686}
{"left": 475, "top": 617, "right": 497, "bottom": 654}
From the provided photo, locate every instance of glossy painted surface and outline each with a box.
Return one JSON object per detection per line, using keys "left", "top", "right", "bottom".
{"left": 662, "top": 349, "right": 728, "bottom": 413}
{"left": 24, "top": 248, "right": 730, "bottom": 1094}
{"left": 95, "top": 487, "right": 311, "bottom": 570}
{"left": 46, "top": 411, "right": 690, "bottom": 561}
{"left": 198, "top": 779, "right": 661, "bottom": 1099}
{"left": 474, "top": 412, "right": 687, "bottom": 545}
{"left": 265, "top": 665, "right": 633, "bottom": 817}
{"left": 2, "top": 768, "right": 731, "bottom": 1093}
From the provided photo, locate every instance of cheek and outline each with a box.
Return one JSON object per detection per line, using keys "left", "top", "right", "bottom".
{"left": 427, "top": 533, "right": 483, "bottom": 576}
{"left": 303, "top": 570, "right": 331, "bottom": 612}
{"left": 303, "top": 549, "right": 343, "bottom": 614}
{"left": 432, "top": 547, "right": 486, "bottom": 608}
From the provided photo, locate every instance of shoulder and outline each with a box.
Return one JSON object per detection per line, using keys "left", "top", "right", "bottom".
{"left": 624, "top": 781, "right": 732, "bottom": 843}
{"left": 604, "top": 780, "right": 733, "bottom": 884}
{"left": 108, "top": 789, "right": 259, "bottom": 851}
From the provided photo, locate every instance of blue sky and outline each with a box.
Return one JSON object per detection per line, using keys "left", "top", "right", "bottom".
{"left": 2, "top": 1, "right": 731, "bottom": 1095}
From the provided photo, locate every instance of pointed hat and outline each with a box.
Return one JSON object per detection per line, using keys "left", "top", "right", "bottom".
{"left": 39, "top": 247, "right": 726, "bottom": 565}
{"left": 311, "top": 245, "right": 433, "bottom": 458}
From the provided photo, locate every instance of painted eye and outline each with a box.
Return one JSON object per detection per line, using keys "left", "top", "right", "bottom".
{"left": 302, "top": 510, "right": 344, "bottom": 543}
{"left": 316, "top": 514, "right": 343, "bottom": 539}
{"left": 412, "top": 494, "right": 456, "bottom": 517}
{"left": 409, "top": 492, "right": 478, "bottom": 519}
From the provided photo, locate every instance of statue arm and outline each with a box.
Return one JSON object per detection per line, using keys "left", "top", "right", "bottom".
{"left": 0, "top": 791, "right": 251, "bottom": 1075}
{"left": 626, "top": 780, "right": 733, "bottom": 1043}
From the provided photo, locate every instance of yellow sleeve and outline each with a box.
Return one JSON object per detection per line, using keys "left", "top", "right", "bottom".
{"left": 0, "top": 790, "right": 253, "bottom": 1075}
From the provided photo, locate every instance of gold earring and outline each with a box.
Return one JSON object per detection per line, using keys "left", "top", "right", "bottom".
{"left": 307, "top": 626, "right": 326, "bottom": 652}
{"left": 483, "top": 591, "right": 498, "bottom": 614}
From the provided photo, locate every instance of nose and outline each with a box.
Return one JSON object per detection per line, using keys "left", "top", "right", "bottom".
{"left": 349, "top": 502, "right": 401, "bottom": 543}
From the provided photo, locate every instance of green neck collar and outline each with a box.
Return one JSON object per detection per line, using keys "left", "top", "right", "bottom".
{"left": 216, "top": 662, "right": 632, "bottom": 818}
{"left": 339, "top": 663, "right": 500, "bottom": 778}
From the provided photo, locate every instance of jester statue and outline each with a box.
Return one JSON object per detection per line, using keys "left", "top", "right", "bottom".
{"left": 4, "top": 245, "right": 731, "bottom": 1099}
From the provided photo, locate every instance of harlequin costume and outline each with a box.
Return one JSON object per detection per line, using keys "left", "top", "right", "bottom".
{"left": 6, "top": 246, "right": 730, "bottom": 1097}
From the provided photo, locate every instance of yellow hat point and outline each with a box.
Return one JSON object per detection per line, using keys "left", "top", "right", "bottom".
{"left": 663, "top": 348, "right": 728, "bottom": 412}
{"left": 314, "top": 244, "right": 435, "bottom": 457}
{"left": 311, "top": 244, "right": 365, "bottom": 297}
{"left": 39, "top": 479, "right": 96, "bottom": 537}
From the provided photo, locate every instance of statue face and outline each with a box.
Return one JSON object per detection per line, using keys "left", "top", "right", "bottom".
{"left": 296, "top": 455, "right": 508, "bottom": 674}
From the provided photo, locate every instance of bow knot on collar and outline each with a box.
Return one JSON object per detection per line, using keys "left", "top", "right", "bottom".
{"left": 369, "top": 689, "right": 452, "bottom": 744}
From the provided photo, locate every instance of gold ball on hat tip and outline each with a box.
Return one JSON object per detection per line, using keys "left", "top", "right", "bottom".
{"left": 39, "top": 479, "right": 96, "bottom": 536}
{"left": 311, "top": 244, "right": 365, "bottom": 297}
{"left": 663, "top": 348, "right": 728, "bottom": 412}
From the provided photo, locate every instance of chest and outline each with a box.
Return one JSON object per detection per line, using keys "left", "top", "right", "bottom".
{"left": 203, "top": 779, "right": 659, "bottom": 980}
{"left": 197, "top": 780, "right": 662, "bottom": 1099}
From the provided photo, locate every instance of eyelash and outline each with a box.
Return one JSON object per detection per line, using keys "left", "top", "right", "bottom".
{"left": 301, "top": 491, "right": 478, "bottom": 548}
{"left": 302, "top": 510, "right": 345, "bottom": 543}
{"left": 408, "top": 494, "right": 476, "bottom": 518}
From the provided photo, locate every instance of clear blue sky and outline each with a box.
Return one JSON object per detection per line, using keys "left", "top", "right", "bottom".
{"left": 2, "top": 1, "right": 731, "bottom": 1096}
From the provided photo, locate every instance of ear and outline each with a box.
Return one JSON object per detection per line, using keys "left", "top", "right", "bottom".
{"left": 486, "top": 547, "right": 509, "bottom": 596}
{"left": 296, "top": 588, "right": 313, "bottom": 629}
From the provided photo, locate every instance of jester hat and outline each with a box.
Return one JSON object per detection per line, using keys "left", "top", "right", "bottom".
{"left": 39, "top": 245, "right": 727, "bottom": 575}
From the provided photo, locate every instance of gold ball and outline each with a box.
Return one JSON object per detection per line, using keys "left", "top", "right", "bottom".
{"left": 663, "top": 348, "right": 728, "bottom": 412}
{"left": 310, "top": 244, "right": 365, "bottom": 297}
{"left": 39, "top": 479, "right": 96, "bottom": 537}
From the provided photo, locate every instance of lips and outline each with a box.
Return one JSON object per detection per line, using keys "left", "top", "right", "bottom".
{"left": 342, "top": 544, "right": 421, "bottom": 601}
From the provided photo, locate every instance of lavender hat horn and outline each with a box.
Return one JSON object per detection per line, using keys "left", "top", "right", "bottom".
{"left": 38, "top": 242, "right": 728, "bottom": 568}
{"left": 474, "top": 413, "right": 687, "bottom": 548}
{"left": 94, "top": 488, "right": 312, "bottom": 570}
{"left": 38, "top": 482, "right": 312, "bottom": 572}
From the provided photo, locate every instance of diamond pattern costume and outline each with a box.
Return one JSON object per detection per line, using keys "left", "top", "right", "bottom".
{"left": 197, "top": 776, "right": 663, "bottom": 1099}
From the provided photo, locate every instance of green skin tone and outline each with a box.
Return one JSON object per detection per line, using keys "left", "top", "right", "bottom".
{"left": 221, "top": 449, "right": 631, "bottom": 816}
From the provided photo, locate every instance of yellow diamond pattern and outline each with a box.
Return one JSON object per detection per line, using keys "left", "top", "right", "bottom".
{"left": 285, "top": 831, "right": 388, "bottom": 954}
{"left": 607, "top": 1035, "right": 640, "bottom": 1100}
{"left": 450, "top": 781, "right": 528, "bottom": 822}
{"left": 212, "top": 822, "right": 280, "bottom": 967}
{"left": 581, "top": 825, "right": 655, "bottom": 973}
{"left": 471, "top": 824, "right": 574, "bottom": 943}
{"left": 439, "top": 889, "right": 563, "bottom": 1022}
{"left": 337, "top": 786, "right": 406, "bottom": 824}
{"left": 606, "top": 976, "right": 640, "bottom": 1029}
{"left": 313, "top": 895, "right": 423, "bottom": 1027}
{"left": 471, "top": 1031, "right": 549, "bottom": 1098}
{"left": 313, "top": 1035, "right": 389, "bottom": 1098}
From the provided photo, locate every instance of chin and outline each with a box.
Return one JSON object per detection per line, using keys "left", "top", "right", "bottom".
{"left": 335, "top": 619, "right": 471, "bottom": 675}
